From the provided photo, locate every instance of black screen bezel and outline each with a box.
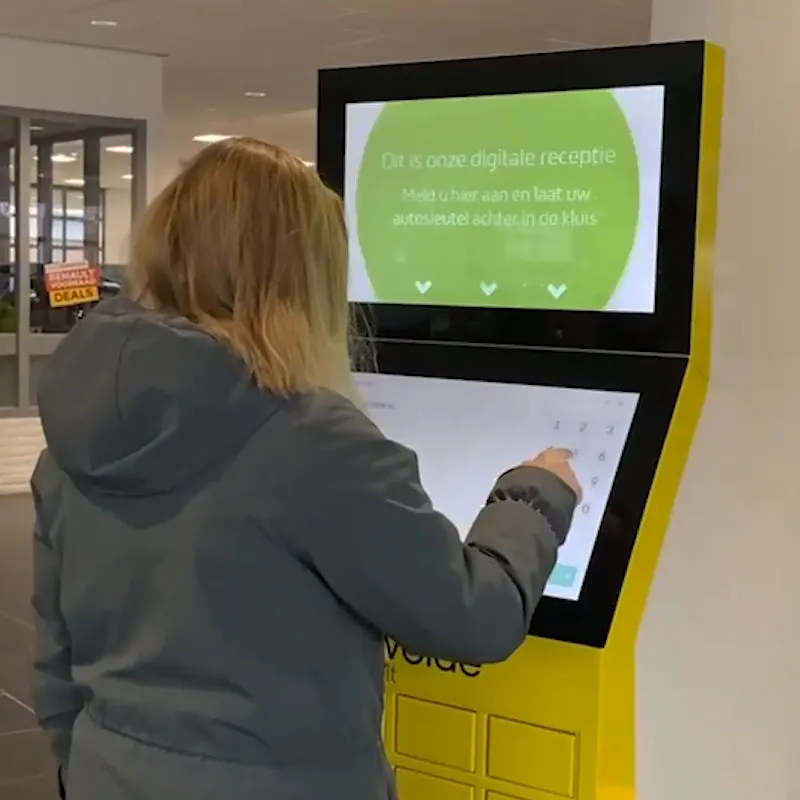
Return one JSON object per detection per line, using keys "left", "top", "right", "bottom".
{"left": 367, "top": 340, "right": 686, "bottom": 648}
{"left": 318, "top": 40, "right": 705, "bottom": 355}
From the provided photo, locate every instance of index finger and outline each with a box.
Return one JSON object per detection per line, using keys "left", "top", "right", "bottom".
{"left": 546, "top": 447, "right": 574, "bottom": 459}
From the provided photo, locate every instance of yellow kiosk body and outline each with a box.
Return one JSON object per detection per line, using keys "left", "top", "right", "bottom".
{"left": 318, "top": 41, "right": 725, "bottom": 800}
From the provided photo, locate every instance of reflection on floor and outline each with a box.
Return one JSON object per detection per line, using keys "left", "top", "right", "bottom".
{"left": 0, "top": 495, "right": 58, "bottom": 798}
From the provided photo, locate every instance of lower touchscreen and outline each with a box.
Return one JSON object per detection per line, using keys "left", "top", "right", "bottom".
{"left": 355, "top": 372, "right": 639, "bottom": 600}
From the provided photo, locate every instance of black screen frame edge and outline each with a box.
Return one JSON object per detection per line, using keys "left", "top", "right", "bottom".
{"left": 367, "top": 340, "right": 687, "bottom": 649}
{"left": 318, "top": 40, "right": 706, "bottom": 356}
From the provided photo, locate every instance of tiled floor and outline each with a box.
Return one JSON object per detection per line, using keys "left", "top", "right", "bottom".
{"left": 0, "top": 495, "right": 59, "bottom": 798}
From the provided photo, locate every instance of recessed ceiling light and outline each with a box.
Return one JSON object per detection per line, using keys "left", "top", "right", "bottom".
{"left": 121, "top": 174, "right": 133, "bottom": 180}
{"left": 91, "top": 19, "right": 117, "bottom": 26}
{"left": 31, "top": 125, "right": 44, "bottom": 132}
{"left": 64, "top": 178, "right": 85, "bottom": 186}
{"left": 192, "top": 134, "right": 237, "bottom": 143}
{"left": 106, "top": 145, "right": 133, "bottom": 154}
{"left": 244, "top": 91, "right": 266, "bottom": 98}
{"left": 51, "top": 154, "right": 77, "bottom": 163}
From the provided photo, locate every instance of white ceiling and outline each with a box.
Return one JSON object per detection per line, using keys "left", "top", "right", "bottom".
{"left": 0, "top": 0, "right": 651, "bottom": 173}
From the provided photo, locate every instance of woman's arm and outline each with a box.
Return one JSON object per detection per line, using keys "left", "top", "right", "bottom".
{"left": 291, "top": 398, "right": 577, "bottom": 665}
{"left": 31, "top": 455, "right": 84, "bottom": 787}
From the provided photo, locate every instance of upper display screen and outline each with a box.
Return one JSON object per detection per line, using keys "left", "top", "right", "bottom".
{"left": 355, "top": 372, "right": 639, "bottom": 601}
{"left": 345, "top": 86, "right": 665, "bottom": 313}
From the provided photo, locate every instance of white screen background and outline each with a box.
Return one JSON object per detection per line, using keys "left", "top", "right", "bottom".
{"left": 356, "top": 372, "right": 639, "bottom": 600}
{"left": 345, "top": 86, "right": 666, "bottom": 313}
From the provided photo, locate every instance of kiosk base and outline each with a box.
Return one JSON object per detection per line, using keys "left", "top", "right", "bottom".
{"left": 384, "top": 637, "right": 632, "bottom": 800}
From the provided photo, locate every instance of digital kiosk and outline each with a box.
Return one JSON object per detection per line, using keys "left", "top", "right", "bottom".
{"left": 318, "top": 40, "right": 724, "bottom": 800}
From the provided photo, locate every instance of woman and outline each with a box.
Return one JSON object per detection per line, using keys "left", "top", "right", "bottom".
{"left": 32, "top": 138, "right": 581, "bottom": 800}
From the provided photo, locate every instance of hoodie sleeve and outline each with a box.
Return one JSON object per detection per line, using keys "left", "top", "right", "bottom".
{"left": 294, "top": 400, "right": 578, "bottom": 665}
{"left": 31, "top": 453, "right": 83, "bottom": 777}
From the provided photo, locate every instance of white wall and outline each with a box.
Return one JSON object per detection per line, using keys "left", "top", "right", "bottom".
{"left": 0, "top": 34, "right": 164, "bottom": 201}
{"left": 0, "top": 35, "right": 161, "bottom": 119}
{"left": 639, "top": 4, "right": 796, "bottom": 800}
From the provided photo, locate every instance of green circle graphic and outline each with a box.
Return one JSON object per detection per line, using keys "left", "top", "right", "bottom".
{"left": 355, "top": 91, "right": 640, "bottom": 309}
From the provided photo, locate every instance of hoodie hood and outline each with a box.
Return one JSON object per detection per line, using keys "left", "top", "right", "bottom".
{"left": 38, "top": 297, "right": 282, "bottom": 496}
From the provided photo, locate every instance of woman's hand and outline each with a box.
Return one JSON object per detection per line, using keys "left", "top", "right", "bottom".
{"left": 524, "top": 448, "right": 583, "bottom": 501}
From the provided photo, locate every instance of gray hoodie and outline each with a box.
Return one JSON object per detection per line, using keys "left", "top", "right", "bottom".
{"left": 31, "top": 297, "right": 577, "bottom": 800}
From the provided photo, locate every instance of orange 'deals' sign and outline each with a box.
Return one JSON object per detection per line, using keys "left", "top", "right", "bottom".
{"left": 44, "top": 262, "right": 101, "bottom": 308}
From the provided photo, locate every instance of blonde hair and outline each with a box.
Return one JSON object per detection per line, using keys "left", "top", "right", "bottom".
{"left": 129, "top": 137, "right": 360, "bottom": 401}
